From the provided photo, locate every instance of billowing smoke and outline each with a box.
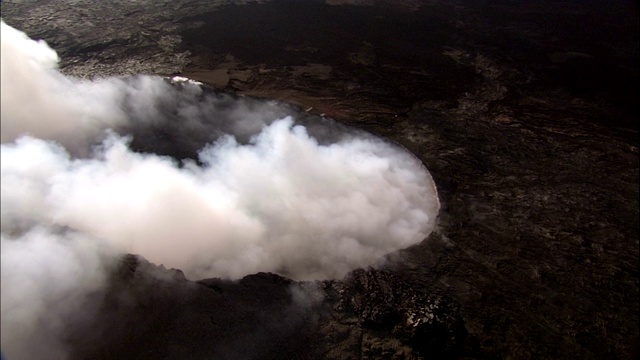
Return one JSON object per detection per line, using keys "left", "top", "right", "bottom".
{"left": 1, "top": 19, "right": 439, "bottom": 359}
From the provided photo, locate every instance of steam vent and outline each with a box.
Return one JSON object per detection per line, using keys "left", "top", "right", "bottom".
{"left": 1, "top": 1, "right": 638, "bottom": 359}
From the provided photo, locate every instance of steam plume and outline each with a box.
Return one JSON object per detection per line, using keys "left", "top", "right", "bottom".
{"left": 1, "top": 19, "right": 439, "bottom": 359}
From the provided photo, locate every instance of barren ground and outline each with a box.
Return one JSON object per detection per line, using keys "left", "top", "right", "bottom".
{"left": 1, "top": 1, "right": 638, "bottom": 359}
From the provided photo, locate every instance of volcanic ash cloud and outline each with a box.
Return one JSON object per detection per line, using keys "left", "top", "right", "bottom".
{"left": 1, "top": 18, "right": 439, "bottom": 358}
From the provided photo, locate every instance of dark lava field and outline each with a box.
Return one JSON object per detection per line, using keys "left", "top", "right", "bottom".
{"left": 1, "top": 0, "right": 638, "bottom": 359}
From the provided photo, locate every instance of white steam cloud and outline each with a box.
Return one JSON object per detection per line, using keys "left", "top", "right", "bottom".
{"left": 1, "top": 19, "right": 439, "bottom": 359}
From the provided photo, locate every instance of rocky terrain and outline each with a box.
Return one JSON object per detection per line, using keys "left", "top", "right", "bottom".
{"left": 1, "top": 0, "right": 638, "bottom": 359}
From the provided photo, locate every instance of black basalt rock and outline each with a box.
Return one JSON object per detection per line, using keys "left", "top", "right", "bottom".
{"left": 330, "top": 268, "right": 469, "bottom": 359}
